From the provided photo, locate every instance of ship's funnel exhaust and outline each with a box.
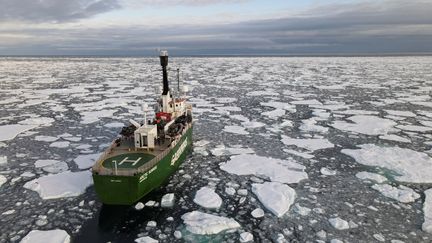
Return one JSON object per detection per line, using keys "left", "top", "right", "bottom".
{"left": 160, "top": 50, "right": 169, "bottom": 95}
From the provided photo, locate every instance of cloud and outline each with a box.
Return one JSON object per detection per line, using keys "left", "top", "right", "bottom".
{"left": 1, "top": 0, "right": 432, "bottom": 55}
{"left": 0, "top": 0, "right": 121, "bottom": 22}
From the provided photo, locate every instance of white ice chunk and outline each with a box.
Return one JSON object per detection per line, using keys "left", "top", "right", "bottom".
{"left": 239, "top": 232, "right": 254, "bottom": 242}
{"left": 220, "top": 154, "right": 308, "bottom": 184}
{"left": 20, "top": 229, "right": 70, "bottom": 243}
{"left": 331, "top": 115, "right": 397, "bottom": 135}
{"left": 23, "top": 170, "right": 92, "bottom": 199}
{"left": 49, "top": 141, "right": 70, "bottom": 148}
{"left": 342, "top": 144, "right": 432, "bottom": 183}
{"left": 223, "top": 125, "right": 249, "bottom": 135}
{"left": 193, "top": 187, "right": 222, "bottom": 209}
{"left": 35, "top": 160, "right": 68, "bottom": 174}
{"left": 379, "top": 134, "right": 411, "bottom": 143}
{"left": 0, "top": 124, "right": 37, "bottom": 141}
{"left": 251, "top": 208, "right": 265, "bottom": 218}
{"left": 181, "top": 211, "right": 241, "bottom": 235}
{"left": 73, "top": 153, "right": 100, "bottom": 169}
{"left": 281, "top": 136, "right": 334, "bottom": 151}
{"left": 135, "top": 202, "right": 144, "bottom": 210}
{"left": 371, "top": 184, "right": 420, "bottom": 203}
{"left": 423, "top": 188, "right": 432, "bottom": 233}
{"left": 210, "top": 145, "right": 254, "bottom": 156}
{"left": 320, "top": 168, "right": 337, "bottom": 176}
{"left": 385, "top": 110, "right": 416, "bottom": 117}
{"left": 34, "top": 136, "right": 59, "bottom": 142}
{"left": 161, "top": 193, "right": 175, "bottom": 208}
{"left": 300, "top": 118, "right": 328, "bottom": 133}
{"left": 328, "top": 217, "right": 349, "bottom": 230}
{"left": 242, "top": 121, "right": 265, "bottom": 129}
{"left": 252, "top": 182, "right": 296, "bottom": 217}
{"left": 262, "top": 109, "right": 285, "bottom": 119}
{"left": 0, "top": 175, "right": 7, "bottom": 187}
{"left": 291, "top": 99, "right": 322, "bottom": 106}
{"left": 355, "top": 172, "right": 387, "bottom": 183}
{"left": 134, "top": 236, "right": 158, "bottom": 243}
{"left": 0, "top": 156, "right": 7, "bottom": 165}
{"left": 283, "top": 149, "right": 314, "bottom": 159}
{"left": 396, "top": 125, "right": 432, "bottom": 132}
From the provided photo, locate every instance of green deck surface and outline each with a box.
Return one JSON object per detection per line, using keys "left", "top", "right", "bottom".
{"left": 102, "top": 153, "right": 155, "bottom": 169}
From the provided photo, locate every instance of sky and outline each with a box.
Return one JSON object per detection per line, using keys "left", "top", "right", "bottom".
{"left": 0, "top": 0, "right": 431, "bottom": 55}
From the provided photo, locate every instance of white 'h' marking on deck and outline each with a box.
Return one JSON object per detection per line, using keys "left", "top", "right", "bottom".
{"left": 118, "top": 157, "right": 142, "bottom": 166}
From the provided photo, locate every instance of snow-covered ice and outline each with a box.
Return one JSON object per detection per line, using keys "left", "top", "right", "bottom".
{"left": 239, "top": 232, "right": 254, "bottom": 242}
{"left": 0, "top": 175, "right": 7, "bottom": 187}
{"left": 23, "top": 170, "right": 93, "bottom": 199}
{"left": 193, "top": 187, "right": 222, "bottom": 209}
{"left": 135, "top": 236, "right": 158, "bottom": 243}
{"left": 281, "top": 136, "right": 334, "bottom": 151}
{"left": 220, "top": 154, "right": 308, "bottom": 184}
{"left": 423, "top": 188, "right": 432, "bottom": 233}
{"left": 20, "top": 229, "right": 70, "bottom": 243}
{"left": 252, "top": 182, "right": 296, "bottom": 217}
{"left": 342, "top": 144, "right": 432, "bottom": 183}
{"left": 73, "top": 153, "right": 100, "bottom": 169}
{"left": 328, "top": 217, "right": 350, "bottom": 230}
{"left": 181, "top": 211, "right": 241, "bottom": 235}
{"left": 331, "top": 115, "right": 397, "bottom": 135}
{"left": 223, "top": 125, "right": 249, "bottom": 135}
{"left": 371, "top": 184, "right": 420, "bottom": 203}
{"left": 355, "top": 172, "right": 387, "bottom": 183}
{"left": 251, "top": 208, "right": 265, "bottom": 218}
{"left": 161, "top": 193, "right": 175, "bottom": 208}
{"left": 379, "top": 134, "right": 411, "bottom": 143}
{"left": 0, "top": 124, "right": 37, "bottom": 141}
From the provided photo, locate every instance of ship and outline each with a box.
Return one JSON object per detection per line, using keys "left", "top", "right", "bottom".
{"left": 92, "top": 51, "right": 193, "bottom": 205}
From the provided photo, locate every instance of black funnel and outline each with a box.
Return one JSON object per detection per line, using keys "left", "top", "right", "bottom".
{"left": 160, "top": 51, "right": 169, "bottom": 95}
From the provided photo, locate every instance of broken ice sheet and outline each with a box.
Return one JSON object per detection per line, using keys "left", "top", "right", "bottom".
{"left": 251, "top": 182, "right": 296, "bottom": 217}
{"left": 181, "top": 211, "right": 240, "bottom": 235}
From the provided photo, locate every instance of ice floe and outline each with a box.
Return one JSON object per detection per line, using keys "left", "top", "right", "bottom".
{"left": 379, "top": 134, "right": 411, "bottom": 143}
{"left": 220, "top": 154, "right": 308, "bottom": 184}
{"left": 262, "top": 109, "right": 285, "bottom": 119}
{"left": 73, "top": 153, "right": 100, "bottom": 169}
{"left": 223, "top": 125, "right": 249, "bottom": 135}
{"left": 299, "top": 118, "right": 328, "bottom": 133}
{"left": 385, "top": 110, "right": 416, "bottom": 117}
{"left": 0, "top": 124, "right": 37, "bottom": 141}
{"left": 291, "top": 99, "right": 322, "bottom": 106}
{"left": 0, "top": 175, "right": 7, "bottom": 187}
{"left": 20, "top": 229, "right": 70, "bottom": 243}
{"left": 181, "top": 211, "right": 241, "bottom": 235}
{"left": 252, "top": 182, "right": 296, "bottom": 217}
{"left": 23, "top": 170, "right": 93, "bottom": 199}
{"left": 355, "top": 172, "right": 387, "bottom": 183}
{"left": 135, "top": 236, "right": 158, "bottom": 243}
{"left": 320, "top": 167, "right": 337, "bottom": 176}
{"left": 49, "top": 141, "right": 70, "bottom": 148}
{"left": 251, "top": 208, "right": 265, "bottom": 218}
{"left": 371, "top": 184, "right": 420, "bottom": 203}
{"left": 342, "top": 144, "right": 432, "bottom": 183}
{"left": 331, "top": 115, "right": 397, "bottom": 135}
{"left": 239, "top": 232, "right": 254, "bottom": 242}
{"left": 396, "top": 125, "right": 432, "bottom": 132}
{"left": 35, "top": 160, "right": 68, "bottom": 174}
{"left": 193, "top": 187, "right": 222, "bottom": 209}
{"left": 423, "top": 188, "right": 432, "bottom": 233}
{"left": 34, "top": 135, "right": 59, "bottom": 142}
{"left": 161, "top": 193, "right": 175, "bottom": 208}
{"left": 328, "top": 217, "right": 349, "bottom": 230}
{"left": 210, "top": 144, "right": 254, "bottom": 156}
{"left": 281, "top": 136, "right": 334, "bottom": 151}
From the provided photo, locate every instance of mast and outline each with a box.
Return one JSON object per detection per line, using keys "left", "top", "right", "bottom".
{"left": 160, "top": 51, "right": 169, "bottom": 95}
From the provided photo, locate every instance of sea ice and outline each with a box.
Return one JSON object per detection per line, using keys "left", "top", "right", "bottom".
{"left": 135, "top": 202, "right": 144, "bottom": 210}
{"left": 252, "top": 182, "right": 296, "bottom": 217}
{"left": 49, "top": 141, "right": 70, "bottom": 148}
{"left": 331, "top": 115, "right": 397, "bottom": 135}
{"left": 35, "top": 160, "right": 69, "bottom": 174}
{"left": 220, "top": 154, "right": 308, "bottom": 184}
{"left": 0, "top": 175, "right": 7, "bottom": 187}
{"left": 241, "top": 121, "right": 265, "bottom": 129}
{"left": 300, "top": 118, "right": 328, "bottom": 133}
{"left": 281, "top": 136, "right": 334, "bottom": 151}
{"left": 355, "top": 172, "right": 387, "bottom": 183}
{"left": 210, "top": 145, "right": 254, "bottom": 156}
{"left": 262, "top": 109, "right": 285, "bottom": 119}
{"left": 181, "top": 211, "right": 241, "bottom": 235}
{"left": 379, "top": 134, "right": 411, "bottom": 143}
{"left": 283, "top": 149, "right": 314, "bottom": 159}
{"left": 320, "top": 167, "right": 337, "bottom": 176}
{"left": 34, "top": 135, "right": 59, "bottom": 142}
{"left": 0, "top": 156, "right": 6, "bottom": 165}
{"left": 385, "top": 110, "right": 416, "bottom": 117}
{"left": 193, "top": 187, "right": 222, "bottom": 209}
{"left": 73, "top": 153, "right": 100, "bottom": 169}
{"left": 23, "top": 170, "right": 93, "bottom": 199}
{"left": 161, "top": 193, "right": 175, "bottom": 208}
{"left": 251, "top": 208, "right": 265, "bottom": 218}
{"left": 423, "top": 188, "right": 432, "bottom": 233}
{"left": 239, "top": 232, "right": 254, "bottom": 242}
{"left": 80, "top": 109, "right": 117, "bottom": 124}
{"left": 342, "top": 144, "right": 432, "bottom": 183}
{"left": 291, "top": 99, "right": 322, "bottom": 106}
{"left": 396, "top": 125, "right": 432, "bottom": 132}
{"left": 223, "top": 125, "right": 249, "bottom": 135}
{"left": 20, "top": 229, "right": 70, "bottom": 243}
{"left": 134, "top": 236, "right": 158, "bottom": 243}
{"left": 328, "top": 217, "right": 350, "bottom": 230}
{"left": 0, "top": 124, "right": 37, "bottom": 141}
{"left": 371, "top": 184, "right": 420, "bottom": 203}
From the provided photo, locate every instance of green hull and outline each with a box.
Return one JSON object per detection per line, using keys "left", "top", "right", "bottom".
{"left": 93, "top": 128, "right": 192, "bottom": 205}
